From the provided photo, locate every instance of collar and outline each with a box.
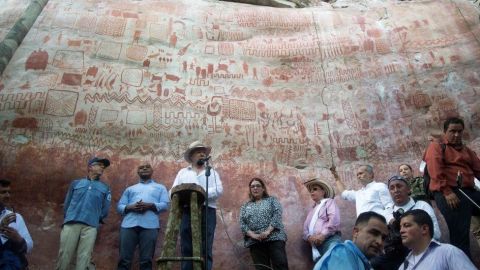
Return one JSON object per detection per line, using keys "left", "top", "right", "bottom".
{"left": 363, "top": 180, "right": 376, "bottom": 189}
{"left": 344, "top": 240, "right": 371, "bottom": 267}
{"left": 139, "top": 179, "right": 153, "bottom": 184}
{"left": 441, "top": 136, "right": 463, "bottom": 149}
{"left": 394, "top": 197, "right": 415, "bottom": 211}
{"left": 406, "top": 239, "right": 439, "bottom": 262}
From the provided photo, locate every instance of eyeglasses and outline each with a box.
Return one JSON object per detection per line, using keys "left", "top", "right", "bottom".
{"left": 138, "top": 165, "right": 151, "bottom": 169}
{"left": 250, "top": 184, "right": 263, "bottom": 189}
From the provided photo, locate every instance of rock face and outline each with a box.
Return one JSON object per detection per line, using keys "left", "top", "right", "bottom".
{"left": 0, "top": 0, "right": 479, "bottom": 269}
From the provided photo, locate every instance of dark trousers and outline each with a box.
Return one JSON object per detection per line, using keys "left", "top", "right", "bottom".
{"left": 434, "top": 188, "right": 480, "bottom": 257}
{"left": 117, "top": 226, "right": 159, "bottom": 270}
{"left": 180, "top": 206, "right": 216, "bottom": 270}
{"left": 249, "top": 240, "right": 289, "bottom": 270}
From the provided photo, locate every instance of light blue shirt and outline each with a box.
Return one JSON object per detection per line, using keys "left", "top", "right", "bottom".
{"left": 398, "top": 240, "right": 476, "bottom": 270}
{"left": 63, "top": 178, "right": 111, "bottom": 228}
{"left": 314, "top": 240, "right": 371, "bottom": 270}
{"left": 117, "top": 179, "right": 170, "bottom": 229}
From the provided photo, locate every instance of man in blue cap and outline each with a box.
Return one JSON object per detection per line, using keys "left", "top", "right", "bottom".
{"left": 56, "top": 157, "right": 112, "bottom": 270}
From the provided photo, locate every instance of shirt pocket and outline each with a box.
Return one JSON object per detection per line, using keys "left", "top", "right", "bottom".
{"left": 91, "top": 184, "right": 109, "bottom": 202}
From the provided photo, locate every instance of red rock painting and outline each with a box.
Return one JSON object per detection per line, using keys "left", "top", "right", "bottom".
{"left": 0, "top": 0, "right": 479, "bottom": 269}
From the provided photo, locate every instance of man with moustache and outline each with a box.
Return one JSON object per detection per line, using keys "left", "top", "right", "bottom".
{"left": 332, "top": 165, "right": 393, "bottom": 220}
{"left": 424, "top": 117, "right": 480, "bottom": 257}
{"left": 313, "top": 211, "right": 388, "bottom": 270}
{"left": 117, "top": 163, "right": 170, "bottom": 270}
{"left": 171, "top": 141, "right": 223, "bottom": 270}
{"left": 398, "top": 209, "right": 476, "bottom": 270}
{"left": 0, "top": 179, "right": 33, "bottom": 270}
{"left": 56, "top": 157, "right": 112, "bottom": 270}
{"left": 370, "top": 176, "right": 441, "bottom": 270}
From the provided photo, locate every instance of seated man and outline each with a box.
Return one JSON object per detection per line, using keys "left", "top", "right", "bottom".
{"left": 0, "top": 179, "right": 34, "bottom": 270}
{"left": 370, "top": 175, "right": 441, "bottom": 270}
{"left": 313, "top": 211, "right": 388, "bottom": 270}
{"left": 399, "top": 209, "right": 476, "bottom": 270}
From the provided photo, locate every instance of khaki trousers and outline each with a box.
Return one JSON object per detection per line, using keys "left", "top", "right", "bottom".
{"left": 56, "top": 223, "right": 98, "bottom": 270}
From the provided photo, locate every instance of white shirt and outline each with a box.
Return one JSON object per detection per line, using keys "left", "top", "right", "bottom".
{"left": 342, "top": 181, "right": 393, "bottom": 220}
{"left": 391, "top": 197, "right": 441, "bottom": 240}
{"left": 0, "top": 209, "right": 33, "bottom": 252}
{"left": 171, "top": 166, "right": 223, "bottom": 208}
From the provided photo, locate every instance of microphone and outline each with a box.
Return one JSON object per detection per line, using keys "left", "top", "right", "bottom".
{"left": 196, "top": 156, "right": 211, "bottom": 166}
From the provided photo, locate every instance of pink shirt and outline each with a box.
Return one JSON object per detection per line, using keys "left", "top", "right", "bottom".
{"left": 303, "top": 198, "right": 341, "bottom": 240}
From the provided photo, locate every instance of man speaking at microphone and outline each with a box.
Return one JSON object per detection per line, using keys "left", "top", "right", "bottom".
{"left": 170, "top": 141, "right": 223, "bottom": 270}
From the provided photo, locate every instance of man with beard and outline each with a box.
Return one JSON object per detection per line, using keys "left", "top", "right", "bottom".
{"left": 171, "top": 141, "right": 223, "bottom": 270}
{"left": 117, "top": 163, "right": 170, "bottom": 270}
{"left": 313, "top": 211, "right": 388, "bottom": 270}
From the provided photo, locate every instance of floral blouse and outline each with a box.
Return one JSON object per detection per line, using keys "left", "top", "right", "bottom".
{"left": 239, "top": 196, "right": 287, "bottom": 248}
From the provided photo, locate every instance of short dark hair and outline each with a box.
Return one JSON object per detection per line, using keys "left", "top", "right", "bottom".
{"left": 401, "top": 209, "right": 434, "bottom": 238}
{"left": 443, "top": 117, "right": 464, "bottom": 132}
{"left": 355, "top": 211, "right": 386, "bottom": 227}
{"left": 0, "top": 179, "right": 11, "bottom": 187}
{"left": 248, "top": 177, "right": 270, "bottom": 201}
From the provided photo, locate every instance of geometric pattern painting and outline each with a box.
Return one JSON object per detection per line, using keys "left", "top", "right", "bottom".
{"left": 43, "top": 89, "right": 78, "bottom": 116}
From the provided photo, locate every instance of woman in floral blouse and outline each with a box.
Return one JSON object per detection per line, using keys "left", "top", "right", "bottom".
{"left": 239, "top": 177, "right": 288, "bottom": 270}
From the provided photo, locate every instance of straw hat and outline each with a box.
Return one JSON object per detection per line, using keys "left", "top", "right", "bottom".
{"left": 304, "top": 178, "right": 335, "bottom": 199}
{"left": 183, "top": 141, "right": 211, "bottom": 163}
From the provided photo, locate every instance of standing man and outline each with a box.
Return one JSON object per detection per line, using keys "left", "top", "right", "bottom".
{"left": 313, "top": 211, "right": 388, "bottom": 270}
{"left": 56, "top": 157, "right": 112, "bottom": 270}
{"left": 332, "top": 165, "right": 393, "bottom": 220}
{"left": 424, "top": 117, "right": 480, "bottom": 257}
{"left": 370, "top": 175, "right": 441, "bottom": 270}
{"left": 0, "top": 179, "right": 33, "bottom": 270}
{"left": 117, "top": 162, "right": 170, "bottom": 270}
{"left": 171, "top": 141, "right": 223, "bottom": 270}
{"left": 398, "top": 209, "right": 476, "bottom": 270}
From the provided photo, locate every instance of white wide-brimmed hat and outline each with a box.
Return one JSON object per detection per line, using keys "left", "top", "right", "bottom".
{"left": 303, "top": 178, "right": 335, "bottom": 199}
{"left": 184, "top": 141, "right": 211, "bottom": 163}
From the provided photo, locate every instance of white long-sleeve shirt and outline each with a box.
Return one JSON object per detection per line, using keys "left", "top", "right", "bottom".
{"left": 0, "top": 209, "right": 33, "bottom": 252}
{"left": 341, "top": 181, "right": 394, "bottom": 221}
{"left": 392, "top": 197, "right": 441, "bottom": 240}
{"left": 170, "top": 166, "right": 223, "bottom": 208}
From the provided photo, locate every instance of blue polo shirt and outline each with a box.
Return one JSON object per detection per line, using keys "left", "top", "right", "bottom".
{"left": 63, "top": 178, "right": 111, "bottom": 228}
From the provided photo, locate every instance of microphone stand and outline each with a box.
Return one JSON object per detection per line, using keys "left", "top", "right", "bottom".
{"left": 204, "top": 159, "right": 211, "bottom": 270}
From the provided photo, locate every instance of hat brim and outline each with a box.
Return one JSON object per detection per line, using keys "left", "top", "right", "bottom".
{"left": 304, "top": 178, "right": 335, "bottom": 199}
{"left": 184, "top": 146, "right": 211, "bottom": 163}
{"left": 89, "top": 158, "right": 110, "bottom": 168}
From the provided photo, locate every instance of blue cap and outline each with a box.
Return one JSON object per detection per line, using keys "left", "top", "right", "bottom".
{"left": 88, "top": 157, "right": 110, "bottom": 168}
{"left": 388, "top": 175, "right": 408, "bottom": 187}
